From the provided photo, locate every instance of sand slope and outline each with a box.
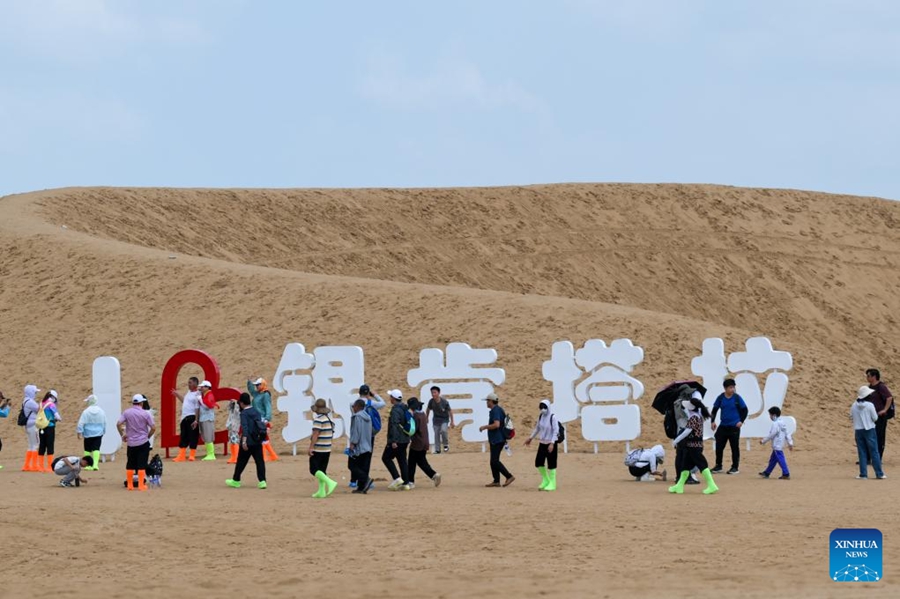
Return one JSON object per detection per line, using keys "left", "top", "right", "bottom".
{"left": 0, "top": 184, "right": 898, "bottom": 598}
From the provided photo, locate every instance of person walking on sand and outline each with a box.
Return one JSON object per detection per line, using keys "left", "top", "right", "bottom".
{"left": 407, "top": 398, "right": 441, "bottom": 489}
{"left": 226, "top": 398, "right": 242, "bottom": 464}
{"left": 76, "top": 395, "right": 106, "bottom": 471}
{"left": 197, "top": 380, "right": 218, "bottom": 461}
{"left": 525, "top": 399, "right": 560, "bottom": 491}
{"left": 866, "top": 368, "right": 894, "bottom": 460}
{"left": 0, "top": 391, "right": 10, "bottom": 469}
{"left": 248, "top": 377, "right": 279, "bottom": 462}
{"left": 426, "top": 385, "right": 455, "bottom": 454}
{"left": 309, "top": 398, "right": 338, "bottom": 498}
{"left": 348, "top": 399, "right": 374, "bottom": 494}
{"left": 172, "top": 377, "right": 201, "bottom": 462}
{"left": 21, "top": 384, "right": 42, "bottom": 472}
{"left": 36, "top": 390, "right": 62, "bottom": 473}
{"left": 853, "top": 386, "right": 886, "bottom": 480}
{"left": 117, "top": 394, "right": 157, "bottom": 491}
{"left": 710, "top": 378, "right": 748, "bottom": 475}
{"left": 349, "top": 384, "right": 385, "bottom": 489}
{"left": 226, "top": 393, "right": 267, "bottom": 489}
{"left": 479, "top": 393, "right": 515, "bottom": 488}
{"left": 669, "top": 392, "right": 718, "bottom": 495}
{"left": 758, "top": 406, "right": 794, "bottom": 479}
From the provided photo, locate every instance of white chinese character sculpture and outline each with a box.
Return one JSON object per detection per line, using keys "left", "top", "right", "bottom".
{"left": 691, "top": 337, "right": 796, "bottom": 440}
{"left": 272, "top": 343, "right": 365, "bottom": 443}
{"left": 542, "top": 339, "right": 644, "bottom": 442}
{"left": 407, "top": 342, "right": 505, "bottom": 443}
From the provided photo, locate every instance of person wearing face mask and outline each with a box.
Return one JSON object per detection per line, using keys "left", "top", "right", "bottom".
{"left": 668, "top": 392, "right": 718, "bottom": 495}
{"left": 672, "top": 386, "right": 700, "bottom": 485}
{"left": 524, "top": 400, "right": 560, "bottom": 491}
{"left": 758, "top": 406, "right": 794, "bottom": 479}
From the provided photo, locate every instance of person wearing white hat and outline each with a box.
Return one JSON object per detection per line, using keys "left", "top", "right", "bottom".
{"left": 668, "top": 394, "right": 718, "bottom": 495}
{"left": 76, "top": 395, "right": 106, "bottom": 471}
{"left": 852, "top": 385, "right": 886, "bottom": 479}
{"left": 116, "top": 394, "right": 157, "bottom": 491}
{"left": 247, "top": 376, "right": 278, "bottom": 462}
{"left": 382, "top": 389, "right": 412, "bottom": 491}
{"left": 197, "top": 380, "right": 218, "bottom": 461}
{"left": 171, "top": 377, "right": 201, "bottom": 462}
{"left": 36, "top": 390, "right": 62, "bottom": 473}
{"left": 20, "top": 384, "right": 42, "bottom": 472}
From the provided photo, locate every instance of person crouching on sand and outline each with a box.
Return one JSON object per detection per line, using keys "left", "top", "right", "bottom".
{"left": 669, "top": 392, "right": 718, "bottom": 495}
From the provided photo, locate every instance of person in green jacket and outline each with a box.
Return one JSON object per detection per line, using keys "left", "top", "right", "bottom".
{"left": 248, "top": 377, "right": 278, "bottom": 462}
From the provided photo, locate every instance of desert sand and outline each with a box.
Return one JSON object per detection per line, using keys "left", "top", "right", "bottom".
{"left": 0, "top": 184, "right": 898, "bottom": 598}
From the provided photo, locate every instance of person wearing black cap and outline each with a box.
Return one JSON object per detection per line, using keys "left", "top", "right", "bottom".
{"left": 710, "top": 378, "right": 748, "bottom": 474}
{"left": 479, "top": 393, "right": 514, "bottom": 487}
{"left": 382, "top": 390, "right": 411, "bottom": 491}
{"left": 407, "top": 398, "right": 441, "bottom": 489}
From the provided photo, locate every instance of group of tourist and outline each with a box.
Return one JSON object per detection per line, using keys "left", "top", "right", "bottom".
{"left": 0, "top": 368, "right": 892, "bottom": 494}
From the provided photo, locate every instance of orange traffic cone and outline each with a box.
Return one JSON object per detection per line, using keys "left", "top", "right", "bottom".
{"left": 227, "top": 443, "right": 239, "bottom": 464}
{"left": 172, "top": 448, "right": 187, "bottom": 462}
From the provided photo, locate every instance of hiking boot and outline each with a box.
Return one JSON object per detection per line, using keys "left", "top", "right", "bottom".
{"left": 711, "top": 465, "right": 723, "bottom": 473}
{"left": 485, "top": 481, "right": 501, "bottom": 487}
{"left": 502, "top": 475, "right": 516, "bottom": 487}
{"left": 778, "top": 475, "right": 790, "bottom": 480}
{"left": 726, "top": 468, "right": 739, "bottom": 475}
{"left": 433, "top": 472, "right": 442, "bottom": 487}
{"left": 759, "top": 471, "right": 770, "bottom": 478}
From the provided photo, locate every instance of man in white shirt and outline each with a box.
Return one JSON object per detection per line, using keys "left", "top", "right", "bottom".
{"left": 172, "top": 377, "right": 202, "bottom": 462}
{"left": 54, "top": 455, "right": 93, "bottom": 487}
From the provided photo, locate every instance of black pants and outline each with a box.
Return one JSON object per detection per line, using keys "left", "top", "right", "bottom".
{"left": 309, "top": 451, "right": 331, "bottom": 476}
{"left": 233, "top": 443, "right": 266, "bottom": 482}
{"left": 178, "top": 416, "right": 199, "bottom": 449}
{"left": 535, "top": 442, "right": 558, "bottom": 469}
{"left": 349, "top": 451, "right": 372, "bottom": 487}
{"left": 408, "top": 448, "right": 436, "bottom": 483}
{"left": 126, "top": 442, "right": 151, "bottom": 471}
{"left": 83, "top": 436, "right": 102, "bottom": 452}
{"left": 677, "top": 445, "right": 709, "bottom": 473}
{"left": 876, "top": 416, "right": 888, "bottom": 458}
{"left": 629, "top": 464, "right": 651, "bottom": 477}
{"left": 38, "top": 427, "right": 56, "bottom": 455}
{"left": 490, "top": 442, "right": 513, "bottom": 483}
{"left": 382, "top": 443, "right": 409, "bottom": 482}
{"left": 714, "top": 425, "right": 741, "bottom": 469}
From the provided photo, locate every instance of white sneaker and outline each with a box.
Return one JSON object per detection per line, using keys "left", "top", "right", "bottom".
{"left": 433, "top": 472, "right": 442, "bottom": 487}
{"left": 388, "top": 478, "right": 403, "bottom": 490}
{"left": 399, "top": 484, "right": 411, "bottom": 491}
{"left": 407, "top": 482, "right": 416, "bottom": 489}
{"left": 877, "top": 474, "right": 888, "bottom": 479}
{"left": 856, "top": 475, "right": 869, "bottom": 479}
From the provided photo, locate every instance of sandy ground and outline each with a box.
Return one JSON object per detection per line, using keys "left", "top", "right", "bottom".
{"left": 1, "top": 184, "right": 899, "bottom": 598}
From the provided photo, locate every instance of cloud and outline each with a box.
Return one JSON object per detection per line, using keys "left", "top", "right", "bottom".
{"left": 359, "top": 51, "right": 546, "bottom": 114}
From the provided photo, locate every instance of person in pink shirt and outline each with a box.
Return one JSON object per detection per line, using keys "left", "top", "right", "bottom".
{"left": 116, "top": 394, "right": 156, "bottom": 491}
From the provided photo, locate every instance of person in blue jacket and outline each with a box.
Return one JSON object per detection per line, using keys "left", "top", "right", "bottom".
{"left": 710, "top": 378, "right": 749, "bottom": 475}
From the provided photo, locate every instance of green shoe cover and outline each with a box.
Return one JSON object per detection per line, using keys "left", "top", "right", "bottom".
{"left": 545, "top": 469, "right": 557, "bottom": 492}
{"left": 701, "top": 468, "right": 719, "bottom": 495}
{"left": 225, "top": 479, "right": 241, "bottom": 488}
{"left": 537, "top": 466, "right": 549, "bottom": 490}
{"left": 669, "top": 470, "right": 690, "bottom": 494}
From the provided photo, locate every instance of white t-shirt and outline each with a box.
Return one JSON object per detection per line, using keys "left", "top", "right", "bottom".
{"left": 53, "top": 456, "right": 81, "bottom": 474}
{"left": 181, "top": 390, "right": 202, "bottom": 420}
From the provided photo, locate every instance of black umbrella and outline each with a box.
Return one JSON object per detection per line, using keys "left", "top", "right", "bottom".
{"left": 651, "top": 380, "right": 707, "bottom": 414}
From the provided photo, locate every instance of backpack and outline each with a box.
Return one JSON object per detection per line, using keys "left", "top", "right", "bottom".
{"left": 365, "top": 400, "right": 382, "bottom": 433}
{"left": 503, "top": 411, "right": 515, "bottom": 440}
{"left": 147, "top": 454, "right": 164, "bottom": 477}
{"left": 401, "top": 408, "right": 416, "bottom": 437}
{"left": 35, "top": 405, "right": 50, "bottom": 430}
{"left": 557, "top": 419, "right": 566, "bottom": 443}
{"left": 624, "top": 448, "right": 645, "bottom": 467}
{"left": 250, "top": 415, "right": 269, "bottom": 443}
{"left": 663, "top": 405, "right": 678, "bottom": 439}
{"left": 16, "top": 401, "right": 28, "bottom": 426}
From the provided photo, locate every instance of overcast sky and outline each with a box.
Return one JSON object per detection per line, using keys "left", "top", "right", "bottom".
{"left": 1, "top": 1, "right": 898, "bottom": 199}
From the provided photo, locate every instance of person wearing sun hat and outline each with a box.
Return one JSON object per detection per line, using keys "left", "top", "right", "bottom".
{"left": 197, "top": 380, "right": 218, "bottom": 461}
{"left": 852, "top": 385, "right": 885, "bottom": 479}
{"left": 116, "top": 394, "right": 157, "bottom": 491}
{"left": 21, "top": 384, "right": 42, "bottom": 472}
{"left": 248, "top": 376, "right": 279, "bottom": 462}
{"left": 308, "top": 398, "right": 338, "bottom": 498}
{"left": 479, "top": 392, "right": 514, "bottom": 487}
{"left": 76, "top": 395, "right": 106, "bottom": 471}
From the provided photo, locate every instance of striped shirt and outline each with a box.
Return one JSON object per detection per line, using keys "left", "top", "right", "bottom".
{"left": 312, "top": 413, "right": 335, "bottom": 453}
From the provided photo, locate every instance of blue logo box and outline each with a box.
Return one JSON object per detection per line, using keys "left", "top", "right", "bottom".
{"left": 831, "top": 528, "right": 883, "bottom": 582}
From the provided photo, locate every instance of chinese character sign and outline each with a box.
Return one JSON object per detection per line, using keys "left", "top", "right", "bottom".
{"left": 691, "top": 337, "right": 796, "bottom": 439}
{"left": 92, "top": 356, "right": 123, "bottom": 456}
{"left": 272, "top": 343, "right": 365, "bottom": 443}
{"left": 542, "top": 339, "right": 644, "bottom": 442}
{"left": 407, "top": 342, "right": 505, "bottom": 443}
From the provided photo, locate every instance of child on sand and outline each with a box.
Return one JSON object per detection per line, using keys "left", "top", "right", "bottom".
{"left": 758, "top": 406, "right": 793, "bottom": 479}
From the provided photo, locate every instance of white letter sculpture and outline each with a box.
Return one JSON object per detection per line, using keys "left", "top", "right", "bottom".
{"left": 542, "top": 339, "right": 644, "bottom": 442}
{"left": 407, "top": 342, "right": 505, "bottom": 444}
{"left": 273, "top": 343, "right": 364, "bottom": 443}
{"left": 691, "top": 337, "right": 796, "bottom": 440}
{"left": 92, "top": 356, "right": 123, "bottom": 457}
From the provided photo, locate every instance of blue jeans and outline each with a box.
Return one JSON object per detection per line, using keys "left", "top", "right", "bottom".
{"left": 855, "top": 428, "right": 884, "bottom": 478}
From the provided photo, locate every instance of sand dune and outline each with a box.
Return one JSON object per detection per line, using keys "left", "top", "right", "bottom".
{"left": 0, "top": 185, "right": 898, "bottom": 598}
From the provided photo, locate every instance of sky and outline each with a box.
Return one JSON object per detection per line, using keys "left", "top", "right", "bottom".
{"left": 1, "top": 0, "right": 898, "bottom": 200}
